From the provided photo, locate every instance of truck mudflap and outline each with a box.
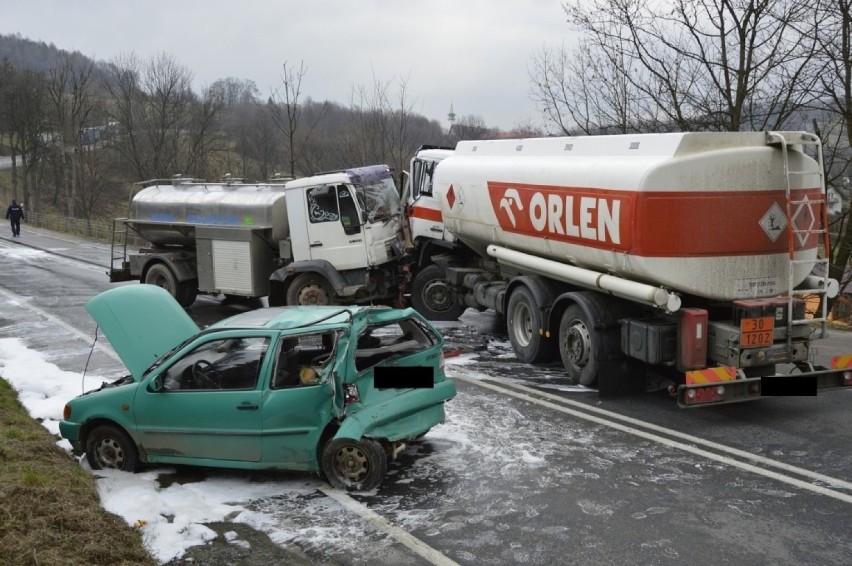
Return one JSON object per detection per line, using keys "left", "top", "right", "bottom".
{"left": 676, "top": 356, "right": 852, "bottom": 408}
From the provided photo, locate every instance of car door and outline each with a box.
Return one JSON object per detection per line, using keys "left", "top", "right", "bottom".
{"left": 133, "top": 334, "right": 271, "bottom": 463}
{"left": 260, "top": 331, "right": 339, "bottom": 470}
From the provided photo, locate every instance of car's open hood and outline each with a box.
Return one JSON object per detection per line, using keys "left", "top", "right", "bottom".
{"left": 85, "top": 285, "right": 199, "bottom": 379}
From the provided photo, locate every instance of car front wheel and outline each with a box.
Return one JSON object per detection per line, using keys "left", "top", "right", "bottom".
{"left": 85, "top": 424, "right": 140, "bottom": 472}
{"left": 322, "top": 438, "right": 387, "bottom": 491}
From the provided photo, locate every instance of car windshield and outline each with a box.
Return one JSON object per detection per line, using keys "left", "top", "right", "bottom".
{"left": 142, "top": 335, "right": 197, "bottom": 377}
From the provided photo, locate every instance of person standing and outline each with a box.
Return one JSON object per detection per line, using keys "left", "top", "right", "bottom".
{"left": 6, "top": 199, "right": 24, "bottom": 237}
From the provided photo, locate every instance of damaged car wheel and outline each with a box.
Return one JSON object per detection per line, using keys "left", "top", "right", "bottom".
{"left": 322, "top": 438, "right": 387, "bottom": 491}
{"left": 85, "top": 424, "right": 139, "bottom": 472}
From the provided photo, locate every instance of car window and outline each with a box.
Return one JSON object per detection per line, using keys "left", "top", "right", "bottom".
{"left": 162, "top": 336, "right": 270, "bottom": 391}
{"left": 271, "top": 331, "right": 339, "bottom": 389}
{"left": 354, "top": 317, "right": 439, "bottom": 372}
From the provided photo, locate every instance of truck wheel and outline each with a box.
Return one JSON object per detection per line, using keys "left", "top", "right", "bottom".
{"left": 286, "top": 273, "right": 334, "bottom": 306}
{"left": 559, "top": 304, "right": 598, "bottom": 386}
{"left": 144, "top": 263, "right": 179, "bottom": 301}
{"left": 507, "top": 286, "right": 557, "bottom": 363}
{"left": 322, "top": 438, "right": 387, "bottom": 491}
{"left": 176, "top": 278, "right": 198, "bottom": 308}
{"left": 411, "top": 264, "right": 465, "bottom": 321}
{"left": 85, "top": 425, "right": 139, "bottom": 472}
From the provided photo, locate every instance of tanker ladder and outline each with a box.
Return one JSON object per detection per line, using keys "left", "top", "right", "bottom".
{"left": 767, "top": 131, "right": 835, "bottom": 351}
{"left": 108, "top": 218, "right": 133, "bottom": 283}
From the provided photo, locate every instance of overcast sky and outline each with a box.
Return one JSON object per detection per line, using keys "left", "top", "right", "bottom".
{"left": 1, "top": 0, "right": 575, "bottom": 131}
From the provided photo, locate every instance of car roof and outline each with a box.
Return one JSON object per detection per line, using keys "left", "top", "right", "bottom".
{"left": 211, "top": 304, "right": 413, "bottom": 331}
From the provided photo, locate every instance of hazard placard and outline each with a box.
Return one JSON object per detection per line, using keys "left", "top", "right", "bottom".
{"left": 740, "top": 316, "right": 774, "bottom": 349}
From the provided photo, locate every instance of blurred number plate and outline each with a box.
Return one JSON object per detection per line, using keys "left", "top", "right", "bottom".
{"left": 740, "top": 316, "right": 774, "bottom": 349}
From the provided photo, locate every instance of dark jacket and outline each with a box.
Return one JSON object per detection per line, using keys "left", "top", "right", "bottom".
{"left": 6, "top": 201, "right": 24, "bottom": 221}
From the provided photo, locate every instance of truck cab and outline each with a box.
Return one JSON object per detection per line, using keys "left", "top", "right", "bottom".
{"left": 269, "top": 165, "right": 405, "bottom": 306}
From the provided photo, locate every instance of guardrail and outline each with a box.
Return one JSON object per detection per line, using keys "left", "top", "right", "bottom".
{"left": 23, "top": 211, "right": 115, "bottom": 243}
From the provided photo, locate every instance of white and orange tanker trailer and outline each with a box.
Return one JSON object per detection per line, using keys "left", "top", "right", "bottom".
{"left": 403, "top": 131, "right": 852, "bottom": 406}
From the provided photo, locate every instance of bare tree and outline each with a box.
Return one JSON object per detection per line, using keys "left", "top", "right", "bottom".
{"left": 340, "top": 74, "right": 430, "bottom": 184}
{"left": 211, "top": 78, "right": 271, "bottom": 178}
{"left": 269, "top": 61, "right": 327, "bottom": 177}
{"left": 104, "top": 52, "right": 222, "bottom": 180}
{"left": 45, "top": 53, "right": 97, "bottom": 216}
{"left": 448, "top": 114, "right": 495, "bottom": 142}
{"left": 2, "top": 66, "right": 48, "bottom": 210}
{"left": 810, "top": 0, "right": 852, "bottom": 303}
{"left": 530, "top": 42, "right": 650, "bottom": 135}
{"left": 533, "top": 0, "right": 821, "bottom": 133}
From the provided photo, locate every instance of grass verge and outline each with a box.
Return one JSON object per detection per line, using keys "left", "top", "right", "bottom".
{"left": 0, "top": 378, "right": 156, "bottom": 566}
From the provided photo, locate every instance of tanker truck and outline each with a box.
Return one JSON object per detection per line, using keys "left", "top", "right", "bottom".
{"left": 403, "top": 131, "right": 852, "bottom": 406}
{"left": 109, "top": 165, "right": 405, "bottom": 308}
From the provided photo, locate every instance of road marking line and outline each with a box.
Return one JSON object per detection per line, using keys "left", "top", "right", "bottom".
{"left": 492, "top": 376, "right": 852, "bottom": 492}
{"left": 1, "top": 286, "right": 457, "bottom": 565}
{"left": 0, "top": 286, "right": 118, "bottom": 361}
{"left": 320, "top": 487, "right": 460, "bottom": 566}
{"left": 452, "top": 370, "right": 852, "bottom": 504}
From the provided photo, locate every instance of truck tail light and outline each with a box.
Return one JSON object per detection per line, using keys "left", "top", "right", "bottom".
{"left": 683, "top": 384, "right": 726, "bottom": 406}
{"left": 831, "top": 356, "right": 852, "bottom": 386}
{"left": 344, "top": 384, "right": 360, "bottom": 405}
{"left": 63, "top": 404, "right": 71, "bottom": 419}
{"left": 679, "top": 308, "right": 708, "bottom": 370}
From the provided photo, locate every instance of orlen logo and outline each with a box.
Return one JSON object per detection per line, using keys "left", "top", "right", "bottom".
{"left": 488, "top": 181, "right": 631, "bottom": 249}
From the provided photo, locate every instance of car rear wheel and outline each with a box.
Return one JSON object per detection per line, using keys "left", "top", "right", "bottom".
{"left": 85, "top": 425, "right": 139, "bottom": 472}
{"left": 322, "top": 438, "right": 387, "bottom": 491}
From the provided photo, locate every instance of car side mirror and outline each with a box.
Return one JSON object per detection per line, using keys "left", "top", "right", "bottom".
{"left": 149, "top": 374, "right": 165, "bottom": 392}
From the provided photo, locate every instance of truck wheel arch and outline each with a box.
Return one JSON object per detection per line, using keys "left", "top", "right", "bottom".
{"left": 269, "top": 260, "right": 348, "bottom": 305}
{"left": 503, "top": 276, "right": 564, "bottom": 321}
{"left": 550, "top": 291, "right": 646, "bottom": 393}
{"left": 142, "top": 261, "right": 197, "bottom": 307}
{"left": 503, "top": 276, "right": 565, "bottom": 364}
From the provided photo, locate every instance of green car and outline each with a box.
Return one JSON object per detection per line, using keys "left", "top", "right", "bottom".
{"left": 60, "top": 285, "right": 456, "bottom": 491}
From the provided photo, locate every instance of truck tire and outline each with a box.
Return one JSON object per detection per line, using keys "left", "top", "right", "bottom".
{"left": 286, "top": 273, "right": 334, "bottom": 306}
{"left": 507, "top": 286, "right": 557, "bottom": 364}
{"left": 558, "top": 304, "right": 598, "bottom": 386}
{"left": 322, "top": 438, "right": 387, "bottom": 491}
{"left": 144, "top": 263, "right": 179, "bottom": 302}
{"left": 411, "top": 264, "right": 465, "bottom": 321}
{"left": 85, "top": 424, "right": 139, "bottom": 472}
{"left": 176, "top": 278, "right": 198, "bottom": 308}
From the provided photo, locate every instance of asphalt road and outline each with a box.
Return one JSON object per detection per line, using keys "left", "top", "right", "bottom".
{"left": 1, "top": 226, "right": 851, "bottom": 565}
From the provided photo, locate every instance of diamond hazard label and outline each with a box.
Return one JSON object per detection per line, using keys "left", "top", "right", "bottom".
{"left": 759, "top": 202, "right": 786, "bottom": 242}
{"left": 447, "top": 184, "right": 456, "bottom": 209}
{"left": 791, "top": 195, "right": 815, "bottom": 246}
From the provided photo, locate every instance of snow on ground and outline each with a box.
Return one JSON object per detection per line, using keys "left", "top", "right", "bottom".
{"left": 0, "top": 334, "right": 606, "bottom": 563}
{"left": 0, "top": 337, "right": 516, "bottom": 562}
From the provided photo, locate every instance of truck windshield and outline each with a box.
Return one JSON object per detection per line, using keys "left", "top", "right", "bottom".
{"left": 357, "top": 176, "right": 401, "bottom": 223}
